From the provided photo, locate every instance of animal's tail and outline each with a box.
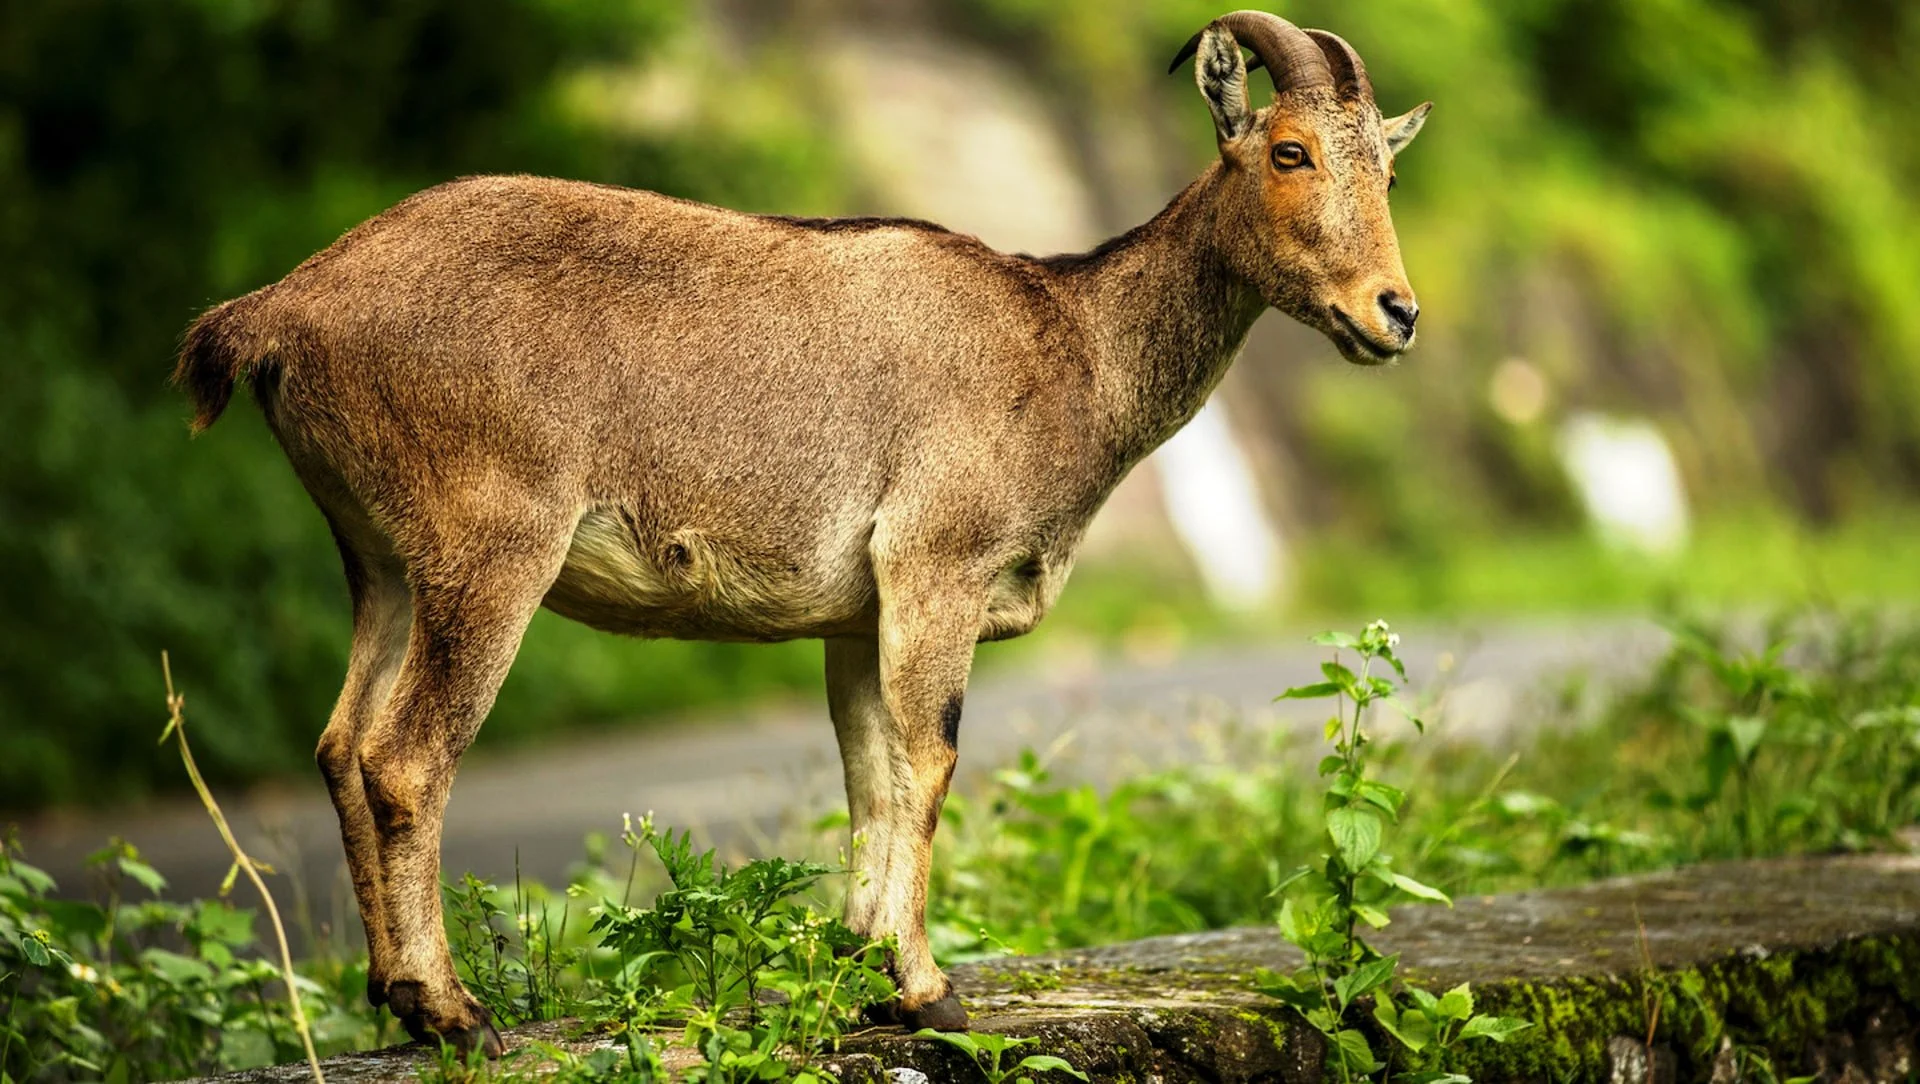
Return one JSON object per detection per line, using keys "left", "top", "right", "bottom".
{"left": 173, "top": 292, "right": 278, "bottom": 432}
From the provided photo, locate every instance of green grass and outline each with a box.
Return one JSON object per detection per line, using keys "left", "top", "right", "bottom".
{"left": 934, "top": 610, "right": 1920, "bottom": 961}
{"left": 1292, "top": 509, "right": 1920, "bottom": 619}
{"left": 1021, "top": 508, "right": 1920, "bottom": 667}
{"left": 4, "top": 610, "right": 1919, "bottom": 1081}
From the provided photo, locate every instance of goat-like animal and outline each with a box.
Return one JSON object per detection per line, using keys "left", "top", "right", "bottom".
{"left": 175, "top": 10, "right": 1429, "bottom": 1053}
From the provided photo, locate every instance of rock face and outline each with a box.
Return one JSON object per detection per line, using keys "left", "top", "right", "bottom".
{"left": 196, "top": 854, "right": 1920, "bottom": 1083}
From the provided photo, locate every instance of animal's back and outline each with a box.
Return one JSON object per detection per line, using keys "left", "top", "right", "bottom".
{"left": 186, "top": 174, "right": 1045, "bottom": 463}
{"left": 176, "top": 174, "right": 1079, "bottom": 641}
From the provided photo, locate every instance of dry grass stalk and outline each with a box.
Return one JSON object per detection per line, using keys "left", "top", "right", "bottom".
{"left": 160, "top": 651, "right": 326, "bottom": 1084}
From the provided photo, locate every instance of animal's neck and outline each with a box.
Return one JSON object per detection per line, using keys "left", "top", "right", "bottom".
{"left": 1040, "top": 162, "right": 1266, "bottom": 469}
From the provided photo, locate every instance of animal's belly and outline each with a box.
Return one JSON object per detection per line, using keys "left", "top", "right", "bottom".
{"left": 980, "top": 549, "right": 1076, "bottom": 642}
{"left": 543, "top": 509, "right": 876, "bottom": 642}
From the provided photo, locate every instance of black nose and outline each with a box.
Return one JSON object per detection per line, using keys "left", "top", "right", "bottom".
{"left": 1378, "top": 291, "right": 1419, "bottom": 341}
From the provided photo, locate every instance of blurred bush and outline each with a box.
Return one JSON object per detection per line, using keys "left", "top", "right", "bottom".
{"left": 0, "top": 0, "right": 846, "bottom": 808}
{"left": 960, "top": 0, "right": 1920, "bottom": 542}
{"left": 3, "top": 0, "right": 1917, "bottom": 807}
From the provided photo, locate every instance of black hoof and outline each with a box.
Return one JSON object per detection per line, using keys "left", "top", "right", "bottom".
{"left": 387, "top": 981, "right": 504, "bottom": 1058}
{"left": 402, "top": 1012, "right": 505, "bottom": 1059}
{"left": 386, "top": 979, "right": 424, "bottom": 1020}
{"left": 899, "top": 994, "right": 969, "bottom": 1032}
{"left": 452, "top": 1013, "right": 506, "bottom": 1059}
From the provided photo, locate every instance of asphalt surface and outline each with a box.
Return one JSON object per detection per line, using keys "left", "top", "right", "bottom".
{"left": 12, "top": 616, "right": 1671, "bottom": 940}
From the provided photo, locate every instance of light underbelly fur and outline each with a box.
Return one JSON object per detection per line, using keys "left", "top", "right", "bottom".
{"left": 544, "top": 508, "right": 1073, "bottom": 644}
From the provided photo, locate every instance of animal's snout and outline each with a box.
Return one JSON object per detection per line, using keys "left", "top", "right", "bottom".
{"left": 1378, "top": 290, "right": 1419, "bottom": 343}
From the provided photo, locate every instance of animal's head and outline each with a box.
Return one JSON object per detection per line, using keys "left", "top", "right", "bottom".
{"left": 1173, "top": 11, "right": 1431, "bottom": 365}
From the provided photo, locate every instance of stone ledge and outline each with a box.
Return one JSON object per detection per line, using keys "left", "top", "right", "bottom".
{"left": 198, "top": 854, "right": 1920, "bottom": 1083}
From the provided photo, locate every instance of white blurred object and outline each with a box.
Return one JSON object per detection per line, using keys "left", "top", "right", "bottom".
{"left": 1156, "top": 402, "right": 1288, "bottom": 608}
{"left": 1556, "top": 412, "right": 1690, "bottom": 557}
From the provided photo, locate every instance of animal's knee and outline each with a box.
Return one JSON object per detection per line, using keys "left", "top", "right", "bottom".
{"left": 315, "top": 731, "right": 357, "bottom": 790}
{"left": 357, "top": 748, "right": 425, "bottom": 832}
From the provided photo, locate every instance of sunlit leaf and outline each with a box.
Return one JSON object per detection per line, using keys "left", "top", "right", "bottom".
{"left": 1436, "top": 982, "right": 1474, "bottom": 1020}
{"left": 1458, "top": 1014, "right": 1535, "bottom": 1042}
{"left": 1015, "top": 1054, "right": 1090, "bottom": 1080}
{"left": 1385, "top": 871, "right": 1451, "bottom": 906}
{"left": 1357, "top": 780, "right": 1405, "bottom": 817}
{"left": 1327, "top": 807, "right": 1383, "bottom": 870}
{"left": 1333, "top": 954, "right": 1397, "bottom": 1008}
{"left": 1373, "top": 997, "right": 1433, "bottom": 1053}
{"left": 1278, "top": 682, "right": 1344, "bottom": 702}
{"left": 1727, "top": 715, "right": 1767, "bottom": 764}
{"left": 1352, "top": 902, "right": 1392, "bottom": 928}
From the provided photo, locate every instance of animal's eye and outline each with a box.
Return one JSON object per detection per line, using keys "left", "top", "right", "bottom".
{"left": 1388, "top": 174, "right": 1398, "bottom": 192}
{"left": 1270, "top": 141, "right": 1311, "bottom": 171}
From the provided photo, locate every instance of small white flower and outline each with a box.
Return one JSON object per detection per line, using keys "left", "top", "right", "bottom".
{"left": 69, "top": 962, "right": 99, "bottom": 984}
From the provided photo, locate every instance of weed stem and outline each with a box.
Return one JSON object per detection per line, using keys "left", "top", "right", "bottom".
{"left": 160, "top": 652, "right": 326, "bottom": 1084}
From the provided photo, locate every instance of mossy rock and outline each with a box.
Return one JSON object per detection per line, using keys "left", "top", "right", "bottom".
{"left": 853, "top": 854, "right": 1920, "bottom": 1082}
{"left": 192, "top": 854, "right": 1920, "bottom": 1083}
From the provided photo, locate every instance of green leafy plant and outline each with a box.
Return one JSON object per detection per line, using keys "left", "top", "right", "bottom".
{"left": 9, "top": 612, "right": 1920, "bottom": 1082}
{"left": 0, "top": 828, "right": 378, "bottom": 1083}
{"left": 928, "top": 747, "right": 1225, "bottom": 958}
{"left": 1668, "top": 626, "right": 1809, "bottom": 856}
{"left": 520, "top": 1033, "right": 666, "bottom": 1084}
{"left": 0, "top": 662, "right": 379, "bottom": 1084}
{"left": 585, "top": 815, "right": 896, "bottom": 1082}
{"left": 1372, "top": 983, "right": 1533, "bottom": 1081}
{"left": 910, "top": 1029, "right": 1089, "bottom": 1084}
{"left": 1255, "top": 621, "right": 1532, "bottom": 1082}
{"left": 444, "top": 862, "right": 581, "bottom": 1028}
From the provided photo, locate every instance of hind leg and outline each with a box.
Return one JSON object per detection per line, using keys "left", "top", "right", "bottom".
{"left": 313, "top": 524, "right": 412, "bottom": 1010}
{"left": 357, "top": 506, "right": 574, "bottom": 1054}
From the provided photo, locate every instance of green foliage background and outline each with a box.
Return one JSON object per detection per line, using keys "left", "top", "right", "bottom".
{"left": 0, "top": 0, "right": 847, "bottom": 807}
{"left": 3, "top": 0, "right": 1917, "bottom": 807}
{"left": 970, "top": 0, "right": 1920, "bottom": 541}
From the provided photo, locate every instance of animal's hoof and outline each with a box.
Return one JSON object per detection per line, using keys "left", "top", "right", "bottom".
{"left": 442, "top": 1012, "right": 506, "bottom": 1059}
{"left": 386, "top": 981, "right": 505, "bottom": 1058}
{"left": 386, "top": 979, "right": 425, "bottom": 1021}
{"left": 898, "top": 994, "right": 969, "bottom": 1032}
{"left": 862, "top": 999, "right": 901, "bottom": 1026}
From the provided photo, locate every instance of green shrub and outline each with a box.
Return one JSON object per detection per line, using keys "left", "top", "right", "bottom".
{"left": 0, "top": 833, "right": 381, "bottom": 1083}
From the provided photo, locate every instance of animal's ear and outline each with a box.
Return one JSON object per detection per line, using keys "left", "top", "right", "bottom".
{"left": 1383, "top": 101, "right": 1432, "bottom": 156}
{"left": 1194, "top": 25, "right": 1253, "bottom": 145}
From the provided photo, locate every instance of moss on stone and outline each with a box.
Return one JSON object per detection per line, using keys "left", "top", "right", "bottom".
{"left": 1435, "top": 933, "right": 1920, "bottom": 1081}
{"left": 189, "top": 856, "right": 1920, "bottom": 1084}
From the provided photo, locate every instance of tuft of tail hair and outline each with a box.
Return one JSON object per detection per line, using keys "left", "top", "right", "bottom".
{"left": 173, "top": 293, "right": 276, "bottom": 433}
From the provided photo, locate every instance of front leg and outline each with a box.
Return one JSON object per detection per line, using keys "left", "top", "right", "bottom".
{"left": 855, "top": 537, "right": 988, "bottom": 1031}
{"left": 825, "top": 636, "right": 896, "bottom": 941}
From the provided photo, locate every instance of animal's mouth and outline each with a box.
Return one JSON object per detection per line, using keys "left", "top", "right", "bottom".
{"left": 1330, "top": 306, "right": 1401, "bottom": 364}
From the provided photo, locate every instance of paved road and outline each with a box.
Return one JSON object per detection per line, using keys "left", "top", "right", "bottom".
{"left": 13, "top": 616, "right": 1670, "bottom": 937}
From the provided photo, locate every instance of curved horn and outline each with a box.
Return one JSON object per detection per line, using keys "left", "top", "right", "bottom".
{"left": 1166, "top": 10, "right": 1333, "bottom": 95}
{"left": 1305, "top": 29, "right": 1373, "bottom": 103}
